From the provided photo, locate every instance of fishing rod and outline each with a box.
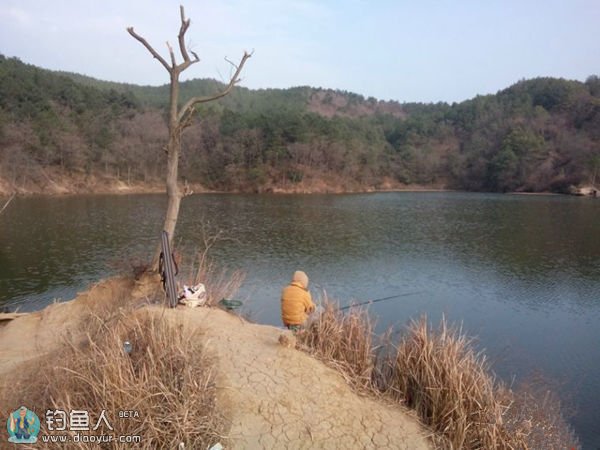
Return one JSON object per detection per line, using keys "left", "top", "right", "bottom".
{"left": 310, "top": 279, "right": 423, "bottom": 311}
{"left": 337, "top": 291, "right": 423, "bottom": 311}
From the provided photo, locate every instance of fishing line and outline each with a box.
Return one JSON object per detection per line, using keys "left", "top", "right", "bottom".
{"left": 310, "top": 279, "right": 423, "bottom": 312}
{"left": 338, "top": 291, "right": 424, "bottom": 311}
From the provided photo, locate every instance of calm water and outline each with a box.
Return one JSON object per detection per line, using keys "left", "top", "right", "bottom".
{"left": 1, "top": 192, "right": 599, "bottom": 448}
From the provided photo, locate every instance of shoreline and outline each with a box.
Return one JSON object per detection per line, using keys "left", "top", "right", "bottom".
{"left": 3, "top": 172, "right": 592, "bottom": 198}
{"left": 2, "top": 171, "right": 592, "bottom": 198}
{"left": 0, "top": 176, "right": 451, "bottom": 197}
{"left": 507, "top": 191, "right": 562, "bottom": 196}
{"left": 0, "top": 184, "right": 579, "bottom": 198}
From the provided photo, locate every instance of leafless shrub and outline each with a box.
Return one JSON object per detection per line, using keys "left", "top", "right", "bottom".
{"left": 189, "top": 257, "right": 245, "bottom": 307}
{"left": 180, "top": 224, "right": 245, "bottom": 307}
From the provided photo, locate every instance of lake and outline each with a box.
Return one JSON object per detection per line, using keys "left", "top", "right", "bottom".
{"left": 1, "top": 192, "right": 599, "bottom": 448}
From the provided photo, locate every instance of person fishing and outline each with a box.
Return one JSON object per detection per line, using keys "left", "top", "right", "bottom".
{"left": 281, "top": 270, "right": 315, "bottom": 333}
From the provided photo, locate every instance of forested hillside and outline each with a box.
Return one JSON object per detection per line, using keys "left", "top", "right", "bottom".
{"left": 1, "top": 54, "right": 598, "bottom": 194}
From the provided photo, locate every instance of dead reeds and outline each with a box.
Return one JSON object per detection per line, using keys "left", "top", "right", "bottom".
{"left": 1, "top": 241, "right": 246, "bottom": 449}
{"left": 2, "top": 281, "right": 226, "bottom": 449}
{"left": 299, "top": 299, "right": 580, "bottom": 450}
{"left": 388, "top": 317, "right": 518, "bottom": 449}
{"left": 500, "top": 376, "right": 581, "bottom": 450}
{"left": 299, "top": 302, "right": 375, "bottom": 389}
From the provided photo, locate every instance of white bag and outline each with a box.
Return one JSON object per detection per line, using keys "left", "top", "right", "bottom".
{"left": 178, "top": 283, "right": 207, "bottom": 307}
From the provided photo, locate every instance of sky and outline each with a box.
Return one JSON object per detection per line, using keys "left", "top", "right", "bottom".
{"left": 1, "top": 0, "right": 599, "bottom": 103}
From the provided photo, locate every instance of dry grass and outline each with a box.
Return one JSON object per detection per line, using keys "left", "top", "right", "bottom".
{"left": 500, "top": 376, "right": 581, "bottom": 450}
{"left": 299, "top": 300, "right": 580, "bottom": 450}
{"left": 3, "top": 279, "right": 226, "bottom": 449}
{"left": 299, "top": 301, "right": 375, "bottom": 389}
{"left": 1, "top": 252, "right": 246, "bottom": 447}
{"left": 388, "top": 317, "right": 517, "bottom": 449}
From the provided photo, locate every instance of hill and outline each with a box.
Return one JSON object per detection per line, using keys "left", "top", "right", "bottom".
{"left": 57, "top": 69, "right": 406, "bottom": 118}
{"left": 1, "top": 54, "right": 599, "bottom": 194}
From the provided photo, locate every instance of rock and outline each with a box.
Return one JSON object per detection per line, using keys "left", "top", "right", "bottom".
{"left": 278, "top": 332, "right": 297, "bottom": 349}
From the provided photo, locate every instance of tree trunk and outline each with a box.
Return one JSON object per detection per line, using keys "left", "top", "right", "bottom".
{"left": 152, "top": 71, "right": 182, "bottom": 268}
{"left": 152, "top": 134, "right": 182, "bottom": 266}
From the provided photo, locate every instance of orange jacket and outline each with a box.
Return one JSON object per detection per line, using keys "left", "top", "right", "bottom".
{"left": 281, "top": 281, "right": 315, "bottom": 326}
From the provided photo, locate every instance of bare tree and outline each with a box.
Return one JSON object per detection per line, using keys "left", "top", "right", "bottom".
{"left": 127, "top": 5, "right": 251, "bottom": 265}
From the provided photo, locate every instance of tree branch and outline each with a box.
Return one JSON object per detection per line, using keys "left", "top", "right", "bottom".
{"left": 178, "top": 6, "right": 192, "bottom": 61}
{"left": 0, "top": 193, "right": 15, "bottom": 215}
{"left": 127, "top": 27, "right": 172, "bottom": 73}
{"left": 179, "top": 107, "right": 196, "bottom": 132}
{"left": 177, "top": 6, "right": 200, "bottom": 72}
{"left": 177, "top": 50, "right": 252, "bottom": 122}
{"left": 173, "top": 106, "right": 196, "bottom": 137}
{"left": 166, "top": 41, "right": 176, "bottom": 67}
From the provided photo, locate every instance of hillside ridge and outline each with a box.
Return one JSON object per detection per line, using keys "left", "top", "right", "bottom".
{"left": 1, "top": 54, "right": 598, "bottom": 195}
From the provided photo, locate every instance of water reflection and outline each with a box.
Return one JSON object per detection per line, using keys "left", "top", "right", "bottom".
{"left": 0, "top": 195, "right": 163, "bottom": 309}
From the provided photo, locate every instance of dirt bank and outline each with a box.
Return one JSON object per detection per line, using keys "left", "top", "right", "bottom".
{"left": 0, "top": 278, "right": 432, "bottom": 449}
{"left": 0, "top": 170, "right": 451, "bottom": 197}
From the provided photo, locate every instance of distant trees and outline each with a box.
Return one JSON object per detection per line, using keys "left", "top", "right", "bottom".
{"left": 0, "top": 55, "right": 141, "bottom": 189}
{"left": 486, "top": 128, "right": 545, "bottom": 192}
{"left": 588, "top": 155, "right": 600, "bottom": 186}
{"left": 0, "top": 52, "right": 598, "bottom": 196}
{"left": 586, "top": 75, "right": 600, "bottom": 97}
